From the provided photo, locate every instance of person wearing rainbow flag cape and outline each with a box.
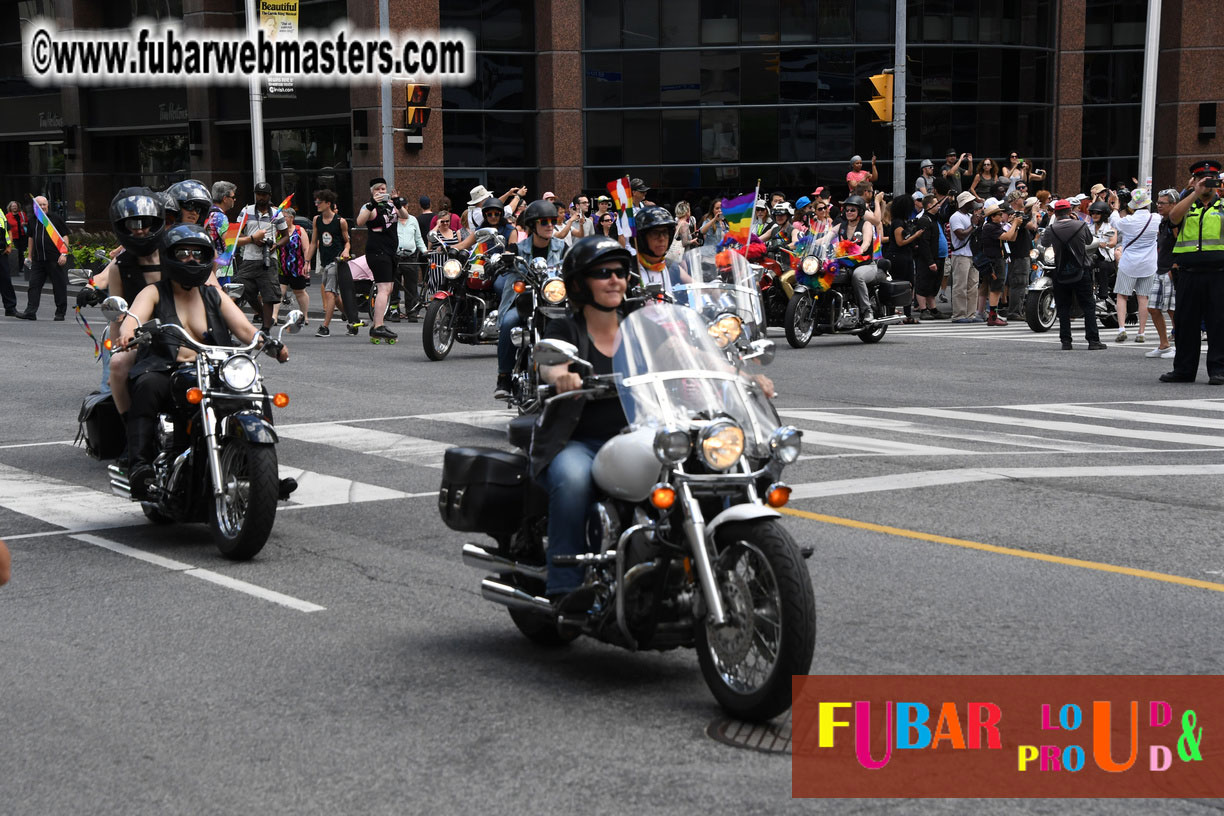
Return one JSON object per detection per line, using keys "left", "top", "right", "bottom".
{"left": 832, "top": 194, "right": 886, "bottom": 324}
{"left": 15, "top": 196, "right": 70, "bottom": 321}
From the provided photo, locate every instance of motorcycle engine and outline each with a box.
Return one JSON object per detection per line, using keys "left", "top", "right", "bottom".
{"left": 837, "top": 304, "right": 860, "bottom": 330}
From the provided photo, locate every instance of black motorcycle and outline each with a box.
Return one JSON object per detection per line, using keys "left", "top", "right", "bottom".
{"left": 421, "top": 229, "right": 505, "bottom": 361}
{"left": 503, "top": 256, "right": 569, "bottom": 414}
{"left": 100, "top": 296, "right": 302, "bottom": 561}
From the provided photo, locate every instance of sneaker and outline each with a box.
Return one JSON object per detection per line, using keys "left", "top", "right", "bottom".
{"left": 315, "top": 325, "right": 331, "bottom": 337}
{"left": 53, "top": 313, "right": 65, "bottom": 321}
{"left": 969, "top": 316, "right": 986, "bottom": 323}
{"left": 494, "top": 374, "right": 511, "bottom": 400}
{"left": 387, "top": 311, "right": 401, "bottom": 323}
{"left": 1135, "top": 334, "right": 1146, "bottom": 344}
{"left": 1145, "top": 346, "right": 1169, "bottom": 358}
{"left": 1088, "top": 341, "right": 1108, "bottom": 350}
{"left": 987, "top": 314, "right": 1008, "bottom": 326}
{"left": 346, "top": 322, "right": 360, "bottom": 336}
{"left": 1161, "top": 347, "right": 1177, "bottom": 359}
{"left": 974, "top": 311, "right": 987, "bottom": 321}
{"left": 1115, "top": 329, "right": 1127, "bottom": 343}
{"left": 370, "top": 325, "right": 398, "bottom": 339}
{"left": 1160, "top": 371, "right": 1194, "bottom": 382}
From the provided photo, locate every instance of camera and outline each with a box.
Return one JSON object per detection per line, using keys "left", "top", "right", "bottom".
{"left": 1204, "top": 177, "right": 1222, "bottom": 188}
{"left": 882, "top": 193, "right": 894, "bottom": 204}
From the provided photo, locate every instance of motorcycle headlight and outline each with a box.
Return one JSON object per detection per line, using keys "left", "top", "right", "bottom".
{"left": 653, "top": 426, "right": 691, "bottom": 464}
{"left": 769, "top": 425, "right": 803, "bottom": 465}
{"left": 443, "top": 258, "right": 464, "bottom": 279}
{"left": 707, "top": 313, "right": 743, "bottom": 348}
{"left": 542, "top": 278, "right": 567, "bottom": 304}
{"left": 219, "top": 355, "right": 258, "bottom": 391}
{"left": 802, "top": 256, "right": 820, "bottom": 275}
{"left": 1029, "top": 248, "right": 1038, "bottom": 260}
{"left": 698, "top": 421, "right": 745, "bottom": 471}
{"left": 1043, "top": 246, "right": 1056, "bottom": 265}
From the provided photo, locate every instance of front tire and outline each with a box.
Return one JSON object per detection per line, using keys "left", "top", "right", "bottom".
{"left": 696, "top": 520, "right": 816, "bottom": 722}
{"left": 422, "top": 298, "right": 455, "bottom": 361}
{"left": 209, "top": 439, "right": 279, "bottom": 561}
{"left": 1026, "top": 287, "right": 1055, "bottom": 332}
{"left": 784, "top": 294, "right": 815, "bottom": 348}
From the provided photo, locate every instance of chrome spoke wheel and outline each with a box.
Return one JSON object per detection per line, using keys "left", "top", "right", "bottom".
{"left": 705, "top": 541, "right": 783, "bottom": 695}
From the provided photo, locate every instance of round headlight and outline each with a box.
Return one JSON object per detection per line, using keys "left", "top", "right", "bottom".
{"left": 1043, "top": 246, "right": 1056, "bottom": 265}
{"left": 699, "top": 421, "right": 745, "bottom": 471}
{"left": 1029, "top": 248, "right": 1038, "bottom": 260}
{"left": 443, "top": 258, "right": 463, "bottom": 279}
{"left": 802, "top": 256, "right": 820, "bottom": 274}
{"left": 653, "top": 426, "right": 691, "bottom": 464}
{"left": 707, "top": 313, "right": 743, "bottom": 348}
{"left": 542, "top": 278, "right": 567, "bottom": 304}
{"left": 220, "top": 355, "right": 258, "bottom": 391}
{"left": 769, "top": 425, "right": 803, "bottom": 465}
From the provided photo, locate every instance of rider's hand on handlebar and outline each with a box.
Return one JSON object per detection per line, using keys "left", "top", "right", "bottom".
{"left": 553, "top": 372, "right": 582, "bottom": 394}
{"left": 754, "top": 374, "right": 776, "bottom": 400}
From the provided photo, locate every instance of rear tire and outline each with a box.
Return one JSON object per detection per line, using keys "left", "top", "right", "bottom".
{"left": 422, "top": 299, "right": 455, "bottom": 361}
{"left": 209, "top": 439, "right": 279, "bottom": 561}
{"left": 857, "top": 322, "right": 887, "bottom": 343}
{"left": 696, "top": 520, "right": 816, "bottom": 722}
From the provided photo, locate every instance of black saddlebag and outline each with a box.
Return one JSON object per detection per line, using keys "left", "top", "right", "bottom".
{"left": 438, "top": 447, "right": 532, "bottom": 534}
{"left": 882, "top": 279, "right": 913, "bottom": 308}
{"left": 76, "top": 391, "right": 125, "bottom": 460}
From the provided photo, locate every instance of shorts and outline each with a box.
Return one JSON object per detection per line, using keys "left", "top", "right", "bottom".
{"left": 365, "top": 252, "right": 394, "bottom": 284}
{"left": 235, "top": 258, "right": 280, "bottom": 303}
{"left": 914, "top": 259, "right": 942, "bottom": 297}
{"left": 978, "top": 256, "right": 1005, "bottom": 293}
{"left": 1113, "top": 269, "right": 1156, "bottom": 298}
{"left": 1150, "top": 271, "right": 1175, "bottom": 311}
{"left": 279, "top": 271, "right": 309, "bottom": 290}
{"left": 321, "top": 261, "right": 339, "bottom": 294}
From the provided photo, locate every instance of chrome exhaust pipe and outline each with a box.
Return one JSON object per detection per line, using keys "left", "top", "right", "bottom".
{"left": 462, "top": 543, "right": 547, "bottom": 581}
{"left": 108, "top": 464, "right": 131, "bottom": 499}
{"left": 869, "top": 314, "right": 906, "bottom": 327}
{"left": 480, "top": 578, "right": 554, "bottom": 614}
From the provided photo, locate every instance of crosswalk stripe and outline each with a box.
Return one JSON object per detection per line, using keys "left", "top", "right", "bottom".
{"left": 1142, "top": 399, "right": 1224, "bottom": 413}
{"left": 1011, "top": 403, "right": 1224, "bottom": 431}
{"left": 0, "top": 462, "right": 144, "bottom": 531}
{"left": 278, "top": 466, "right": 412, "bottom": 508}
{"left": 779, "top": 409, "right": 1148, "bottom": 453}
{"left": 799, "top": 430, "right": 969, "bottom": 456}
{"left": 277, "top": 422, "right": 453, "bottom": 467}
{"left": 867, "top": 406, "right": 1224, "bottom": 448}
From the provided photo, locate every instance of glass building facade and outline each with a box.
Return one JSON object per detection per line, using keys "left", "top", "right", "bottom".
{"left": 1079, "top": 0, "right": 1145, "bottom": 188}
{"left": 582, "top": 0, "right": 1057, "bottom": 202}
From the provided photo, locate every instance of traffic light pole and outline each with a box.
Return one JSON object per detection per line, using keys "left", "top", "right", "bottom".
{"left": 892, "top": 0, "right": 906, "bottom": 197}
{"left": 380, "top": 0, "right": 394, "bottom": 185}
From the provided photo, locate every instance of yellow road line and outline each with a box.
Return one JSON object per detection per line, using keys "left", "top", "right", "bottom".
{"left": 779, "top": 506, "right": 1224, "bottom": 594}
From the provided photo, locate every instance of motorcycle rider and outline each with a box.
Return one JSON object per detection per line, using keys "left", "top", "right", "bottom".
{"left": 835, "top": 195, "right": 885, "bottom": 324}
{"left": 632, "top": 205, "right": 689, "bottom": 296}
{"left": 355, "top": 177, "right": 410, "bottom": 342}
{"left": 1086, "top": 199, "right": 1118, "bottom": 305}
{"left": 456, "top": 197, "right": 515, "bottom": 248}
{"left": 762, "top": 202, "right": 797, "bottom": 245}
{"left": 534, "top": 235, "right": 631, "bottom": 608}
{"left": 166, "top": 180, "right": 212, "bottom": 226}
{"left": 494, "top": 199, "right": 567, "bottom": 399}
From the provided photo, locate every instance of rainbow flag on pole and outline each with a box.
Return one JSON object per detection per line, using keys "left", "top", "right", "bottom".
{"left": 606, "top": 176, "right": 635, "bottom": 237}
{"left": 721, "top": 192, "right": 756, "bottom": 246}
{"left": 31, "top": 197, "right": 68, "bottom": 254}
{"left": 216, "top": 210, "right": 248, "bottom": 267}
{"left": 276, "top": 193, "right": 294, "bottom": 212}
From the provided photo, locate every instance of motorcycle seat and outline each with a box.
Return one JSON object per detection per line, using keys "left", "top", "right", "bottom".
{"left": 506, "top": 414, "right": 535, "bottom": 451}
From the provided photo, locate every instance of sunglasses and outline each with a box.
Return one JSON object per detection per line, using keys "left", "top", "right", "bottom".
{"left": 586, "top": 266, "right": 628, "bottom": 280}
{"left": 600, "top": 218, "right": 614, "bottom": 223}
{"left": 124, "top": 216, "right": 159, "bottom": 231}
{"left": 181, "top": 202, "right": 209, "bottom": 214}
{"left": 172, "top": 246, "right": 209, "bottom": 261}
{"left": 815, "top": 206, "right": 828, "bottom": 211}
{"left": 535, "top": 218, "right": 559, "bottom": 226}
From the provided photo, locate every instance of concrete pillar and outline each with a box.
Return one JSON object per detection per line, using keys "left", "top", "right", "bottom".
{"left": 536, "top": 0, "right": 583, "bottom": 200}
{"left": 1052, "top": 0, "right": 1085, "bottom": 194}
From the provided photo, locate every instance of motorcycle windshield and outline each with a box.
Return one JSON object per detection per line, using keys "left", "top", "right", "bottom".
{"left": 670, "top": 248, "right": 764, "bottom": 332}
{"left": 614, "top": 302, "right": 779, "bottom": 458}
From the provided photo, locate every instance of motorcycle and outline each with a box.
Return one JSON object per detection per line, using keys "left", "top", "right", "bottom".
{"left": 756, "top": 238, "right": 799, "bottom": 332}
{"left": 784, "top": 231, "right": 910, "bottom": 347}
{"left": 421, "top": 228, "right": 505, "bottom": 361}
{"left": 100, "top": 296, "right": 303, "bottom": 561}
{"left": 671, "top": 246, "right": 767, "bottom": 347}
{"left": 1025, "top": 243, "right": 1139, "bottom": 333}
{"left": 503, "top": 255, "right": 569, "bottom": 414}
{"left": 441, "top": 301, "right": 815, "bottom": 722}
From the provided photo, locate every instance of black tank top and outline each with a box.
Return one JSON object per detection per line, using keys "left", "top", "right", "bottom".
{"left": 315, "top": 213, "right": 345, "bottom": 267}
{"left": 115, "top": 251, "right": 161, "bottom": 306}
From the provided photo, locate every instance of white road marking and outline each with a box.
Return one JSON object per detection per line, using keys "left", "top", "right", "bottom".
{"left": 867, "top": 406, "right": 1224, "bottom": 448}
{"left": 278, "top": 465, "right": 411, "bottom": 506}
{"left": 277, "top": 423, "right": 453, "bottom": 467}
{"left": 0, "top": 440, "right": 74, "bottom": 450}
{"left": 1011, "top": 403, "right": 1224, "bottom": 431}
{"left": 1134, "top": 399, "right": 1224, "bottom": 413}
{"left": 799, "top": 430, "right": 969, "bottom": 457}
{"left": 0, "top": 462, "right": 144, "bottom": 530}
{"left": 71, "top": 533, "right": 326, "bottom": 612}
{"left": 790, "top": 464, "right": 1224, "bottom": 499}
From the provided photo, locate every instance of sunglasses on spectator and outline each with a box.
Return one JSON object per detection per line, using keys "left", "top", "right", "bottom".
{"left": 601, "top": 217, "right": 614, "bottom": 223}
{"left": 586, "top": 265, "right": 628, "bottom": 279}
{"left": 815, "top": 206, "right": 828, "bottom": 211}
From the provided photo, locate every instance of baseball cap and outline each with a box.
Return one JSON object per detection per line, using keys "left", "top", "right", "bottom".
{"left": 946, "top": 148, "right": 958, "bottom": 157}
{"left": 1053, "top": 199, "right": 1073, "bottom": 212}
{"left": 1024, "top": 196, "right": 1039, "bottom": 208}
{"left": 796, "top": 196, "right": 812, "bottom": 209}
{"left": 956, "top": 191, "right": 976, "bottom": 208}
{"left": 630, "top": 178, "right": 650, "bottom": 192}
{"left": 253, "top": 181, "right": 272, "bottom": 194}
{"left": 911, "top": 190, "right": 925, "bottom": 200}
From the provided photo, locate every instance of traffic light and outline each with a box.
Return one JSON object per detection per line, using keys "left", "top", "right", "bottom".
{"left": 404, "top": 84, "right": 431, "bottom": 147}
{"left": 868, "top": 71, "right": 893, "bottom": 123}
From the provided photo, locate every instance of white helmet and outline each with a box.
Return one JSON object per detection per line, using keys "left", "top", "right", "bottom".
{"left": 772, "top": 202, "right": 795, "bottom": 216}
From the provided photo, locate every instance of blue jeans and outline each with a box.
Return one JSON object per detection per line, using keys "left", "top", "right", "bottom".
{"left": 494, "top": 272, "right": 522, "bottom": 376}
{"left": 542, "top": 437, "right": 603, "bottom": 595}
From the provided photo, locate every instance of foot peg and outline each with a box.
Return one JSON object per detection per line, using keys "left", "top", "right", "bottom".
{"left": 278, "top": 477, "right": 298, "bottom": 501}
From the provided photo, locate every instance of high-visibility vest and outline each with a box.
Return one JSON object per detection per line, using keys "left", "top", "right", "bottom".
{"left": 1173, "top": 196, "right": 1224, "bottom": 255}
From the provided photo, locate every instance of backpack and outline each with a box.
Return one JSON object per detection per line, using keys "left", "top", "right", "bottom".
{"left": 1050, "top": 223, "right": 1086, "bottom": 285}
{"left": 969, "top": 224, "right": 984, "bottom": 255}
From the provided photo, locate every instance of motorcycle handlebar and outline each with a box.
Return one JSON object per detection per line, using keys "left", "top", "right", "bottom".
{"left": 133, "top": 319, "right": 266, "bottom": 356}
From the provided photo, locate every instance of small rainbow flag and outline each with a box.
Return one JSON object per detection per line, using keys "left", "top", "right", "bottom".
{"left": 721, "top": 192, "right": 755, "bottom": 246}
{"left": 32, "top": 198, "right": 68, "bottom": 255}
{"left": 216, "top": 210, "right": 248, "bottom": 266}
{"left": 277, "top": 193, "right": 294, "bottom": 212}
{"left": 606, "top": 176, "right": 635, "bottom": 237}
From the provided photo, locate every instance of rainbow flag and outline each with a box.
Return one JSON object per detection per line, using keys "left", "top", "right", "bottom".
{"left": 721, "top": 192, "right": 755, "bottom": 246}
{"left": 606, "top": 176, "right": 635, "bottom": 237}
{"left": 277, "top": 193, "right": 294, "bottom": 212}
{"left": 216, "top": 211, "right": 247, "bottom": 266}
{"left": 31, "top": 198, "right": 68, "bottom": 255}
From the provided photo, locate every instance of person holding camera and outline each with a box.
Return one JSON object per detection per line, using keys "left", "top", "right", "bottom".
{"left": 1106, "top": 188, "right": 1159, "bottom": 345}
{"left": 356, "top": 177, "right": 410, "bottom": 342}
{"left": 234, "top": 181, "right": 289, "bottom": 332}
{"left": 1004, "top": 192, "right": 1039, "bottom": 320}
{"left": 980, "top": 203, "right": 1022, "bottom": 325}
{"left": 1161, "top": 159, "right": 1224, "bottom": 384}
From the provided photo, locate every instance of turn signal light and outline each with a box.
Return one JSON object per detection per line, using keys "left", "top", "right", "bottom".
{"left": 273, "top": 392, "right": 290, "bottom": 408}
{"left": 185, "top": 388, "right": 204, "bottom": 405}
{"left": 103, "top": 338, "right": 114, "bottom": 351}
{"left": 650, "top": 485, "right": 677, "bottom": 510}
{"left": 512, "top": 280, "right": 526, "bottom": 294}
{"left": 765, "top": 483, "right": 792, "bottom": 508}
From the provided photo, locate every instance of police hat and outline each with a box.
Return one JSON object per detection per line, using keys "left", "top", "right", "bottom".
{"left": 1190, "top": 159, "right": 1222, "bottom": 177}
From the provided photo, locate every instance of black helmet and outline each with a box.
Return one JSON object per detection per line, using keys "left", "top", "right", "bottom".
{"left": 1088, "top": 200, "right": 1110, "bottom": 216}
{"left": 842, "top": 195, "right": 867, "bottom": 212}
{"left": 633, "top": 206, "right": 677, "bottom": 247}
{"left": 480, "top": 197, "right": 505, "bottom": 217}
{"left": 159, "top": 224, "right": 215, "bottom": 289}
{"left": 562, "top": 235, "right": 631, "bottom": 309}
{"left": 166, "top": 179, "right": 212, "bottom": 219}
{"left": 520, "top": 199, "right": 559, "bottom": 229}
{"left": 109, "top": 187, "right": 166, "bottom": 256}
{"left": 157, "top": 191, "right": 180, "bottom": 219}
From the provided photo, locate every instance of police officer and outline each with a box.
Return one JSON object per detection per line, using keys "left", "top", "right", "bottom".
{"left": 1161, "top": 159, "right": 1224, "bottom": 384}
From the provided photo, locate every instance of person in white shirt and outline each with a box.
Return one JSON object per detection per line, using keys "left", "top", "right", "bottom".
{"left": 1107, "top": 188, "right": 1160, "bottom": 343}
{"left": 947, "top": 192, "right": 981, "bottom": 322}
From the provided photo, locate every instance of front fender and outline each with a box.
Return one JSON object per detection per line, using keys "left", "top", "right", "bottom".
{"left": 704, "top": 503, "right": 782, "bottom": 540}
{"left": 1028, "top": 273, "right": 1053, "bottom": 291}
{"left": 219, "top": 410, "right": 278, "bottom": 445}
{"left": 432, "top": 291, "right": 451, "bottom": 300}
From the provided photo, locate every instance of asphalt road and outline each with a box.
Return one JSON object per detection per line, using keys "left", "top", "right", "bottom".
{"left": 2, "top": 304, "right": 1223, "bottom": 815}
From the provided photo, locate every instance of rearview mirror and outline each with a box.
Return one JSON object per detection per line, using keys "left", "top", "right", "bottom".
{"left": 281, "top": 310, "right": 305, "bottom": 335}
{"left": 743, "top": 339, "right": 776, "bottom": 365}
{"left": 100, "top": 296, "right": 129, "bottom": 324}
